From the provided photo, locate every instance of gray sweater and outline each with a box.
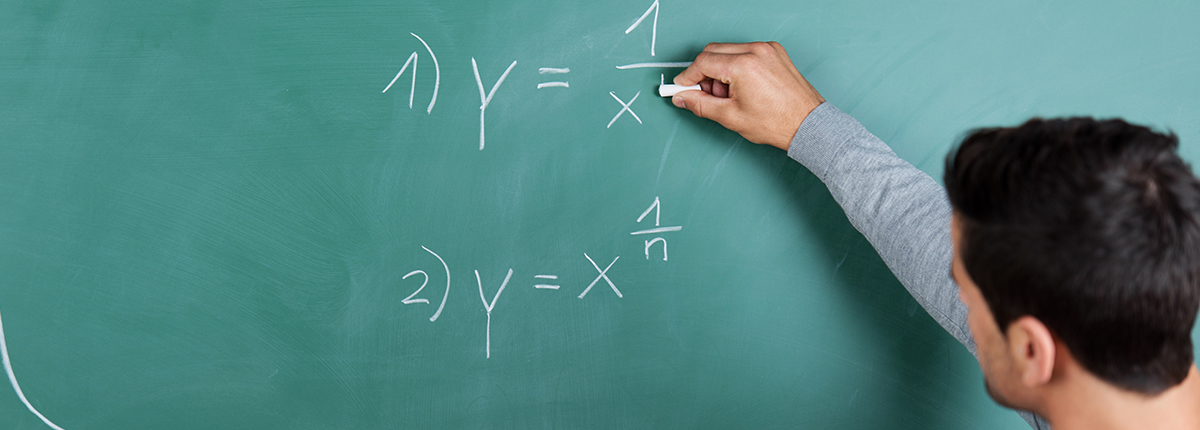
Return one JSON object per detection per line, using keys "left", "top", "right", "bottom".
{"left": 787, "top": 102, "right": 1051, "bottom": 430}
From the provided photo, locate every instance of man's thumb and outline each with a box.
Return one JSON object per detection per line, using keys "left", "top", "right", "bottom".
{"left": 672, "top": 90, "right": 733, "bottom": 123}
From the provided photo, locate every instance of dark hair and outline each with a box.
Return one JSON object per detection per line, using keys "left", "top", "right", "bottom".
{"left": 944, "top": 117, "right": 1200, "bottom": 394}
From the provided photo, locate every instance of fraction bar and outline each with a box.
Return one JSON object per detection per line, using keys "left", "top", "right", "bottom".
{"left": 630, "top": 226, "right": 682, "bottom": 235}
{"left": 615, "top": 62, "right": 692, "bottom": 69}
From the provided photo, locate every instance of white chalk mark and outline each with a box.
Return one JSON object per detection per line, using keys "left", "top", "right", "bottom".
{"left": 630, "top": 226, "right": 682, "bottom": 235}
{"left": 534, "top": 275, "right": 560, "bottom": 289}
{"left": 643, "top": 236, "right": 672, "bottom": 260}
{"left": 472, "top": 58, "right": 518, "bottom": 150}
{"left": 637, "top": 196, "right": 661, "bottom": 226}
{"left": 607, "top": 91, "right": 642, "bottom": 128}
{"left": 625, "top": 0, "right": 659, "bottom": 56}
{"left": 637, "top": 197, "right": 675, "bottom": 261}
{"left": 382, "top": 52, "right": 418, "bottom": 109}
{"left": 410, "top": 33, "right": 440, "bottom": 114}
{"left": 615, "top": 61, "right": 692, "bottom": 69}
{"left": 423, "top": 246, "right": 450, "bottom": 322}
{"left": 579, "top": 254, "right": 622, "bottom": 299}
{"left": 537, "top": 82, "right": 569, "bottom": 89}
{"left": 400, "top": 270, "right": 430, "bottom": 304}
{"left": 1, "top": 310, "right": 67, "bottom": 430}
{"left": 538, "top": 67, "right": 570, "bottom": 74}
{"left": 476, "top": 269, "right": 513, "bottom": 359}
{"left": 645, "top": 237, "right": 668, "bottom": 261}
{"left": 477, "top": 60, "right": 518, "bottom": 107}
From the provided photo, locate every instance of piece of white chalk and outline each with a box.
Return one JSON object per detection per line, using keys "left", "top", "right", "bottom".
{"left": 658, "top": 84, "right": 701, "bottom": 97}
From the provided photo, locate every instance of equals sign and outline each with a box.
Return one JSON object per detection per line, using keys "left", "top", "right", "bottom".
{"left": 537, "top": 68, "right": 570, "bottom": 89}
{"left": 533, "top": 274, "right": 560, "bottom": 289}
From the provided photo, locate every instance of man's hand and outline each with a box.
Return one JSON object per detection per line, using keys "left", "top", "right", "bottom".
{"left": 672, "top": 42, "right": 825, "bottom": 151}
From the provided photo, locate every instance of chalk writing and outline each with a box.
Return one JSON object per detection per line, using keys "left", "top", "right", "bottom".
{"left": 638, "top": 195, "right": 663, "bottom": 226}
{"left": 400, "top": 270, "right": 430, "bottom": 304}
{"left": 533, "top": 275, "right": 561, "bottom": 290}
{"left": 410, "top": 33, "right": 442, "bottom": 113}
{"left": 472, "top": 58, "right": 518, "bottom": 150}
{"left": 380, "top": 33, "right": 441, "bottom": 113}
{"left": 579, "top": 254, "right": 622, "bottom": 299}
{"left": 607, "top": 91, "right": 643, "bottom": 128}
{"left": 633, "top": 197, "right": 683, "bottom": 261}
{"left": 630, "top": 226, "right": 683, "bottom": 235}
{"left": 382, "top": 52, "right": 418, "bottom": 108}
{"left": 537, "top": 67, "right": 570, "bottom": 89}
{"left": 616, "top": 61, "right": 692, "bottom": 70}
{"left": 397, "top": 245, "right": 638, "bottom": 357}
{"left": 645, "top": 238, "right": 668, "bottom": 261}
{"left": 376, "top": 1, "right": 701, "bottom": 147}
{"left": 423, "top": 246, "right": 451, "bottom": 322}
{"left": 625, "top": 0, "right": 660, "bottom": 57}
{"left": 379, "top": 5, "right": 692, "bottom": 145}
{"left": 476, "top": 269, "right": 513, "bottom": 359}
{"left": 361, "top": 5, "right": 699, "bottom": 359}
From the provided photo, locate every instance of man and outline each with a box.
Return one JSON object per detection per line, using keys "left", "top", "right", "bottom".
{"left": 669, "top": 42, "right": 1200, "bottom": 429}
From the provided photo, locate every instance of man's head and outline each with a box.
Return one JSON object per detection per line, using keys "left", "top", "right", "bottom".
{"left": 943, "top": 117, "right": 1200, "bottom": 406}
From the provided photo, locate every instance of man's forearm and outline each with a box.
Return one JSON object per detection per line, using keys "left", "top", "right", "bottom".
{"left": 787, "top": 102, "right": 1051, "bottom": 430}
{"left": 787, "top": 102, "right": 976, "bottom": 352}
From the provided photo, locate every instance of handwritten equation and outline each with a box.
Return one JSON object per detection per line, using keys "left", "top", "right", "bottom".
{"left": 0, "top": 4, "right": 699, "bottom": 428}
{"left": 400, "top": 196, "right": 682, "bottom": 358}
{"left": 382, "top": 1, "right": 692, "bottom": 150}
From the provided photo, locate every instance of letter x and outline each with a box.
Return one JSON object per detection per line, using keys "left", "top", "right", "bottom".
{"left": 606, "top": 91, "right": 643, "bottom": 128}
{"left": 578, "top": 253, "right": 622, "bottom": 299}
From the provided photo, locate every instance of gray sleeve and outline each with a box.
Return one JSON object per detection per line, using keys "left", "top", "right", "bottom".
{"left": 786, "top": 102, "right": 1051, "bottom": 430}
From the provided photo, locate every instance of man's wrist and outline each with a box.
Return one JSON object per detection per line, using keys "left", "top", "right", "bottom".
{"left": 776, "top": 99, "right": 826, "bottom": 151}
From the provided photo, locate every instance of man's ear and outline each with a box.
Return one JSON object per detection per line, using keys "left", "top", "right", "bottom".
{"left": 1006, "top": 316, "right": 1057, "bottom": 387}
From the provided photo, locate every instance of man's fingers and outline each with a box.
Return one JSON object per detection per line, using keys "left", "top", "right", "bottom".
{"left": 669, "top": 41, "right": 823, "bottom": 150}
{"left": 673, "top": 63, "right": 712, "bottom": 87}
{"left": 711, "top": 81, "right": 729, "bottom": 98}
{"left": 672, "top": 89, "right": 736, "bottom": 124}
{"left": 765, "top": 41, "right": 792, "bottom": 62}
{"left": 675, "top": 51, "right": 747, "bottom": 86}
{"left": 677, "top": 42, "right": 788, "bottom": 85}
{"left": 697, "top": 79, "right": 730, "bottom": 98}
{"left": 700, "top": 42, "right": 755, "bottom": 54}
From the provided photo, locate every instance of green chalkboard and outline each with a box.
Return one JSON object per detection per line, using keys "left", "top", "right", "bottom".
{"left": 2, "top": 0, "right": 1198, "bottom": 428}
